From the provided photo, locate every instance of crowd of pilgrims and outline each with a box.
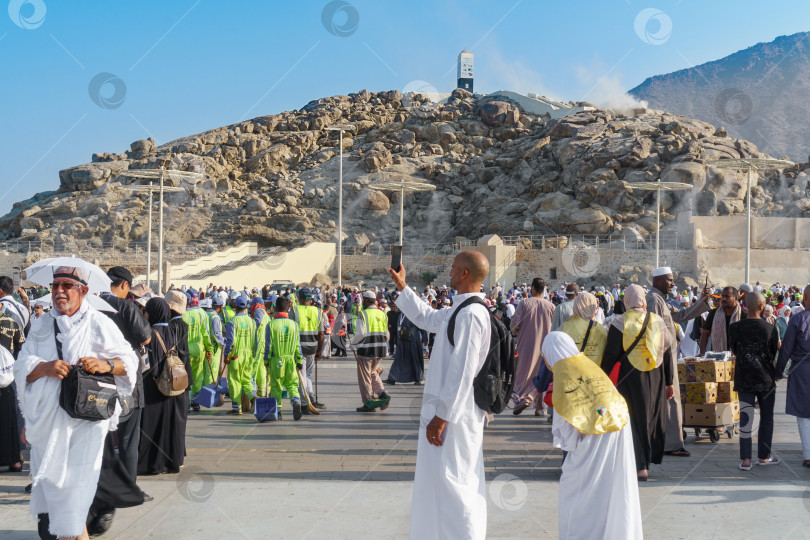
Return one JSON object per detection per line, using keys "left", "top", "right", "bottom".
{"left": 2, "top": 263, "right": 810, "bottom": 538}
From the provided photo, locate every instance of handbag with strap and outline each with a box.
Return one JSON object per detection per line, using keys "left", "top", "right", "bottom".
{"left": 153, "top": 330, "right": 188, "bottom": 397}
{"left": 54, "top": 320, "right": 120, "bottom": 421}
{"left": 608, "top": 311, "right": 650, "bottom": 386}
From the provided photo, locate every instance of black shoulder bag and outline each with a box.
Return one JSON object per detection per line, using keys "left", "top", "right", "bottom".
{"left": 56, "top": 320, "right": 120, "bottom": 421}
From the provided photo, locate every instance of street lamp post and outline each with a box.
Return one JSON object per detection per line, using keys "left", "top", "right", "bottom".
{"left": 119, "top": 169, "right": 203, "bottom": 292}
{"left": 367, "top": 174, "right": 436, "bottom": 246}
{"left": 707, "top": 158, "right": 794, "bottom": 283}
{"left": 325, "top": 124, "right": 356, "bottom": 291}
{"left": 626, "top": 180, "right": 694, "bottom": 267}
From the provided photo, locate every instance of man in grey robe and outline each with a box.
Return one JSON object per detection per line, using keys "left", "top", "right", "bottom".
{"left": 646, "top": 267, "right": 710, "bottom": 456}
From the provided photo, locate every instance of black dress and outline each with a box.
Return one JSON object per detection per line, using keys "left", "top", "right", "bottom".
{"left": 0, "top": 312, "right": 23, "bottom": 468}
{"left": 138, "top": 316, "right": 191, "bottom": 475}
{"left": 601, "top": 324, "right": 672, "bottom": 472}
{"left": 387, "top": 315, "right": 427, "bottom": 383}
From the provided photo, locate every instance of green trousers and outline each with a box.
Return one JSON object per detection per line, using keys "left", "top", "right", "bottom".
{"left": 256, "top": 360, "right": 268, "bottom": 397}
{"left": 189, "top": 349, "right": 207, "bottom": 397}
{"left": 269, "top": 355, "right": 300, "bottom": 410}
{"left": 227, "top": 355, "right": 256, "bottom": 406}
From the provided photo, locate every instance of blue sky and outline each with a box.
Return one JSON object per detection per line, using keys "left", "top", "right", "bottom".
{"left": 1, "top": 0, "right": 808, "bottom": 216}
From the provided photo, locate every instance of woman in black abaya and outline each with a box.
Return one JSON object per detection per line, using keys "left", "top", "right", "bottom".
{"left": 138, "top": 297, "right": 191, "bottom": 475}
{"left": 385, "top": 314, "right": 427, "bottom": 385}
{"left": 601, "top": 284, "right": 673, "bottom": 481}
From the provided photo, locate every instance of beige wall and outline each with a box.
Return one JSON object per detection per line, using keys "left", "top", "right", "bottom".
{"left": 188, "top": 242, "right": 335, "bottom": 289}
{"left": 691, "top": 216, "right": 810, "bottom": 250}
{"left": 697, "top": 248, "right": 810, "bottom": 286}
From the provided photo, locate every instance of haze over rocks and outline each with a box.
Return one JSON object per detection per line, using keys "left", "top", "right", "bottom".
{"left": 2, "top": 87, "right": 809, "bottom": 255}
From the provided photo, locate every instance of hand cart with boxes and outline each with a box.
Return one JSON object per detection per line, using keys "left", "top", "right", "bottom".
{"left": 678, "top": 352, "right": 739, "bottom": 443}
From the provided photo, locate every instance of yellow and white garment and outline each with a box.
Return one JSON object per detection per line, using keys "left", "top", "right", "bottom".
{"left": 610, "top": 284, "right": 674, "bottom": 372}
{"left": 542, "top": 331, "right": 642, "bottom": 540}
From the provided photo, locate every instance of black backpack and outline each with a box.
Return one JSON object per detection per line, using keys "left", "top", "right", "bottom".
{"left": 447, "top": 297, "right": 517, "bottom": 414}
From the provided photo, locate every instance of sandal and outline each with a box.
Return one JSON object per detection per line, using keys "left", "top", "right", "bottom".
{"left": 739, "top": 461, "right": 752, "bottom": 471}
{"left": 757, "top": 457, "right": 781, "bottom": 466}
{"left": 665, "top": 449, "right": 691, "bottom": 457}
{"left": 802, "top": 461, "right": 810, "bottom": 468}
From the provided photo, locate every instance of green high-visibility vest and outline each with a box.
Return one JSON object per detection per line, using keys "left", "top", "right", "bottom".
{"left": 254, "top": 310, "right": 270, "bottom": 360}
{"left": 295, "top": 304, "right": 320, "bottom": 356}
{"left": 183, "top": 307, "right": 212, "bottom": 354}
{"left": 227, "top": 313, "right": 256, "bottom": 362}
{"left": 205, "top": 309, "right": 223, "bottom": 358}
{"left": 268, "top": 316, "right": 301, "bottom": 361}
{"left": 357, "top": 307, "right": 388, "bottom": 358}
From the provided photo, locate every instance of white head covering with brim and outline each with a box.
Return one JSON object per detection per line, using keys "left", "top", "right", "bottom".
{"left": 541, "top": 331, "right": 580, "bottom": 369}
{"left": 652, "top": 267, "right": 672, "bottom": 277}
{"left": 362, "top": 290, "right": 377, "bottom": 300}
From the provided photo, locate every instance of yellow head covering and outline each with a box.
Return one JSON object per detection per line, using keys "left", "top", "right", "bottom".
{"left": 542, "top": 332, "right": 628, "bottom": 435}
{"left": 610, "top": 285, "right": 673, "bottom": 371}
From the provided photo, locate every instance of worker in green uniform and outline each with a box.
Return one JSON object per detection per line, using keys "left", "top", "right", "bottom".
{"left": 251, "top": 297, "right": 270, "bottom": 397}
{"left": 203, "top": 295, "right": 226, "bottom": 391}
{"left": 223, "top": 290, "right": 239, "bottom": 325}
{"left": 264, "top": 295, "right": 303, "bottom": 420}
{"left": 223, "top": 294, "right": 256, "bottom": 414}
{"left": 350, "top": 294, "right": 362, "bottom": 334}
{"left": 184, "top": 289, "right": 214, "bottom": 412}
{"left": 291, "top": 288, "right": 325, "bottom": 411}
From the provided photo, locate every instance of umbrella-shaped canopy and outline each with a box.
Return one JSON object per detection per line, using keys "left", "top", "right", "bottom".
{"left": 24, "top": 257, "right": 112, "bottom": 295}
{"left": 34, "top": 293, "right": 116, "bottom": 313}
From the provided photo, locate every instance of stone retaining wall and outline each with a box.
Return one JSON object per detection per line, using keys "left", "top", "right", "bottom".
{"left": 334, "top": 247, "right": 698, "bottom": 288}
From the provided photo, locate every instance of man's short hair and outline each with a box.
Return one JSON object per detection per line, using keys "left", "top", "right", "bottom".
{"left": 531, "top": 278, "right": 545, "bottom": 294}
{"left": 745, "top": 292, "right": 765, "bottom": 312}
{"left": 723, "top": 286, "right": 738, "bottom": 297}
{"left": 0, "top": 276, "right": 14, "bottom": 295}
{"left": 276, "top": 296, "right": 290, "bottom": 312}
{"left": 565, "top": 283, "right": 579, "bottom": 296}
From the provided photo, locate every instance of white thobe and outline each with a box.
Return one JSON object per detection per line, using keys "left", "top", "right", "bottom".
{"left": 553, "top": 414, "right": 643, "bottom": 540}
{"left": 396, "top": 286, "right": 491, "bottom": 540}
{"left": 14, "top": 301, "right": 138, "bottom": 538}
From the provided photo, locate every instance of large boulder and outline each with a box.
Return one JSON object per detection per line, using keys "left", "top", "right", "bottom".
{"left": 359, "top": 189, "right": 390, "bottom": 211}
{"left": 557, "top": 207, "right": 614, "bottom": 234}
{"left": 476, "top": 100, "right": 519, "bottom": 127}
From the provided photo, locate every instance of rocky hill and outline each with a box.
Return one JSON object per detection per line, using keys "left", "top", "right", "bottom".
{"left": 630, "top": 31, "right": 810, "bottom": 162}
{"left": 2, "top": 88, "right": 808, "bottom": 256}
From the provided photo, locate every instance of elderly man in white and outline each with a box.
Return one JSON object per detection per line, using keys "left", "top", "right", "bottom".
{"left": 14, "top": 266, "right": 137, "bottom": 540}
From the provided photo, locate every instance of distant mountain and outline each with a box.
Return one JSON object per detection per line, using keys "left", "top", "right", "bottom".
{"left": 630, "top": 31, "right": 810, "bottom": 162}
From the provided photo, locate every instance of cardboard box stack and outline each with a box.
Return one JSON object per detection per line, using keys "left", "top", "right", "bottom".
{"left": 680, "top": 357, "right": 739, "bottom": 426}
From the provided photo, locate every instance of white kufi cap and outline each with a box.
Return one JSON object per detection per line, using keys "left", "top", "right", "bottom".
{"left": 652, "top": 267, "right": 673, "bottom": 277}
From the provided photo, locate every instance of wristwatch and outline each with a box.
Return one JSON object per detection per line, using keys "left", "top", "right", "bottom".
{"left": 105, "top": 359, "right": 115, "bottom": 373}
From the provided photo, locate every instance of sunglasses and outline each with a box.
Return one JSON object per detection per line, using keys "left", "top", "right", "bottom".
{"left": 51, "top": 281, "right": 82, "bottom": 291}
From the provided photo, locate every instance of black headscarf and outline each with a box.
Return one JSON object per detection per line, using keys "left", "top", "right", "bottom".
{"left": 145, "top": 297, "right": 170, "bottom": 325}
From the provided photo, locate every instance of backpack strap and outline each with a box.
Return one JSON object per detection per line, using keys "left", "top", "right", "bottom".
{"left": 580, "top": 320, "right": 594, "bottom": 352}
{"left": 447, "top": 296, "right": 488, "bottom": 347}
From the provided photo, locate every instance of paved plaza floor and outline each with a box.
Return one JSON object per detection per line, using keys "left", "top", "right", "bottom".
{"left": 3, "top": 357, "right": 810, "bottom": 539}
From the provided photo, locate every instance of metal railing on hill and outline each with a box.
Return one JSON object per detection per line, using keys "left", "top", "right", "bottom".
{"left": 0, "top": 240, "right": 212, "bottom": 259}
{"left": 173, "top": 247, "right": 283, "bottom": 281}
{"left": 338, "top": 240, "right": 474, "bottom": 257}
{"left": 337, "top": 232, "right": 685, "bottom": 256}
{"left": 500, "top": 232, "right": 684, "bottom": 251}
